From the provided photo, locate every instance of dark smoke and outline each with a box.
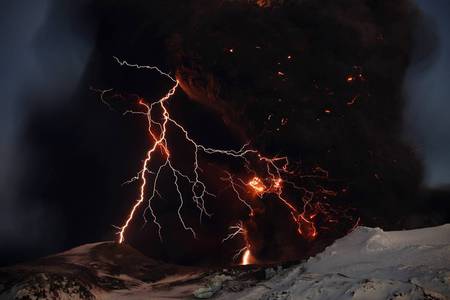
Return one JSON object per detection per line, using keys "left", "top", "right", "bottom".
{"left": 6, "top": 0, "right": 443, "bottom": 265}
{"left": 167, "top": 0, "right": 425, "bottom": 261}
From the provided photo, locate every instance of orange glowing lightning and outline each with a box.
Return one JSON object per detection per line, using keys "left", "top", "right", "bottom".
{"left": 222, "top": 221, "right": 254, "bottom": 265}
{"left": 99, "top": 57, "right": 355, "bottom": 264}
{"left": 108, "top": 58, "right": 263, "bottom": 244}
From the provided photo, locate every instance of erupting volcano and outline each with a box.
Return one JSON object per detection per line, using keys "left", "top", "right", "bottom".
{"left": 2, "top": 0, "right": 450, "bottom": 299}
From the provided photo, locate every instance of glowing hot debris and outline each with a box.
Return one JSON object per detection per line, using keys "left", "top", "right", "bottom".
{"left": 273, "top": 178, "right": 282, "bottom": 190}
{"left": 248, "top": 177, "right": 267, "bottom": 194}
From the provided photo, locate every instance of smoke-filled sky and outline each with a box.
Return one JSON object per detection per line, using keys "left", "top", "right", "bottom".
{"left": 0, "top": 0, "right": 449, "bottom": 266}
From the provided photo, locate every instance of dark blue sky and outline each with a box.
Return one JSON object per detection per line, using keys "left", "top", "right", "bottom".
{"left": 405, "top": 0, "right": 450, "bottom": 187}
{"left": 0, "top": 0, "right": 94, "bottom": 251}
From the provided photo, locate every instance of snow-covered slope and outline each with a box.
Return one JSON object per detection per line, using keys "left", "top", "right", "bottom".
{"left": 1, "top": 225, "right": 449, "bottom": 299}
{"left": 304, "top": 225, "right": 450, "bottom": 298}
{"left": 232, "top": 224, "right": 450, "bottom": 300}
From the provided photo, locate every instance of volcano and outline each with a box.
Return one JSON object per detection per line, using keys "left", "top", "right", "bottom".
{"left": 1, "top": 1, "right": 450, "bottom": 298}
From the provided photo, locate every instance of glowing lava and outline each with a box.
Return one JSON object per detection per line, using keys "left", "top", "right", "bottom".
{"left": 241, "top": 249, "right": 252, "bottom": 265}
{"left": 223, "top": 221, "right": 254, "bottom": 265}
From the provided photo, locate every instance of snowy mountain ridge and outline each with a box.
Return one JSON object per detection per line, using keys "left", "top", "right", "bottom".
{"left": 251, "top": 225, "right": 450, "bottom": 300}
{"left": 1, "top": 225, "right": 449, "bottom": 299}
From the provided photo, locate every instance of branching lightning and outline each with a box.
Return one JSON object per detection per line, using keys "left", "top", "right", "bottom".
{"left": 99, "top": 57, "right": 356, "bottom": 265}
{"left": 222, "top": 221, "right": 253, "bottom": 265}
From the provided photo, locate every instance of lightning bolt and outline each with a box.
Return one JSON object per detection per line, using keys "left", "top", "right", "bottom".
{"left": 222, "top": 221, "right": 253, "bottom": 264}
{"left": 110, "top": 57, "right": 259, "bottom": 244}
{"left": 98, "top": 57, "right": 357, "bottom": 264}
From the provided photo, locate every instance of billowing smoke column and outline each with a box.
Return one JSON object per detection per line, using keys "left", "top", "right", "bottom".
{"left": 121, "top": 0, "right": 422, "bottom": 263}
{"left": 168, "top": 0, "right": 423, "bottom": 216}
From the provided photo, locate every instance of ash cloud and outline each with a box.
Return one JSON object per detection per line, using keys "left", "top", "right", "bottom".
{"left": 167, "top": 0, "right": 425, "bottom": 260}
{"left": 7, "top": 0, "right": 444, "bottom": 265}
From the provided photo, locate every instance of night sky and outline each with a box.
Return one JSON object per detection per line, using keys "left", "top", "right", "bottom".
{"left": 1, "top": 0, "right": 450, "bottom": 266}
{"left": 405, "top": 0, "right": 450, "bottom": 187}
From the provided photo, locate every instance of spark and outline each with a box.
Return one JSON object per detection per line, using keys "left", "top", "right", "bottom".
{"left": 347, "top": 94, "right": 359, "bottom": 106}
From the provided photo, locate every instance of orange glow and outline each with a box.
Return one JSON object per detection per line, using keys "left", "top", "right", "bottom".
{"left": 241, "top": 249, "right": 252, "bottom": 265}
{"left": 297, "top": 213, "right": 318, "bottom": 240}
{"left": 248, "top": 176, "right": 267, "bottom": 194}
{"left": 346, "top": 76, "right": 354, "bottom": 82}
{"left": 223, "top": 222, "right": 254, "bottom": 265}
{"left": 273, "top": 178, "right": 282, "bottom": 189}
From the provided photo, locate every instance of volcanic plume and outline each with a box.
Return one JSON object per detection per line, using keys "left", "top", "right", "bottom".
{"left": 17, "top": 0, "right": 430, "bottom": 266}
{"left": 140, "top": 0, "right": 423, "bottom": 263}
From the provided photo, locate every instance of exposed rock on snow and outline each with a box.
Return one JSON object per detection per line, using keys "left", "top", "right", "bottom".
{"left": 194, "top": 275, "right": 233, "bottom": 299}
{"left": 1, "top": 225, "right": 449, "bottom": 299}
